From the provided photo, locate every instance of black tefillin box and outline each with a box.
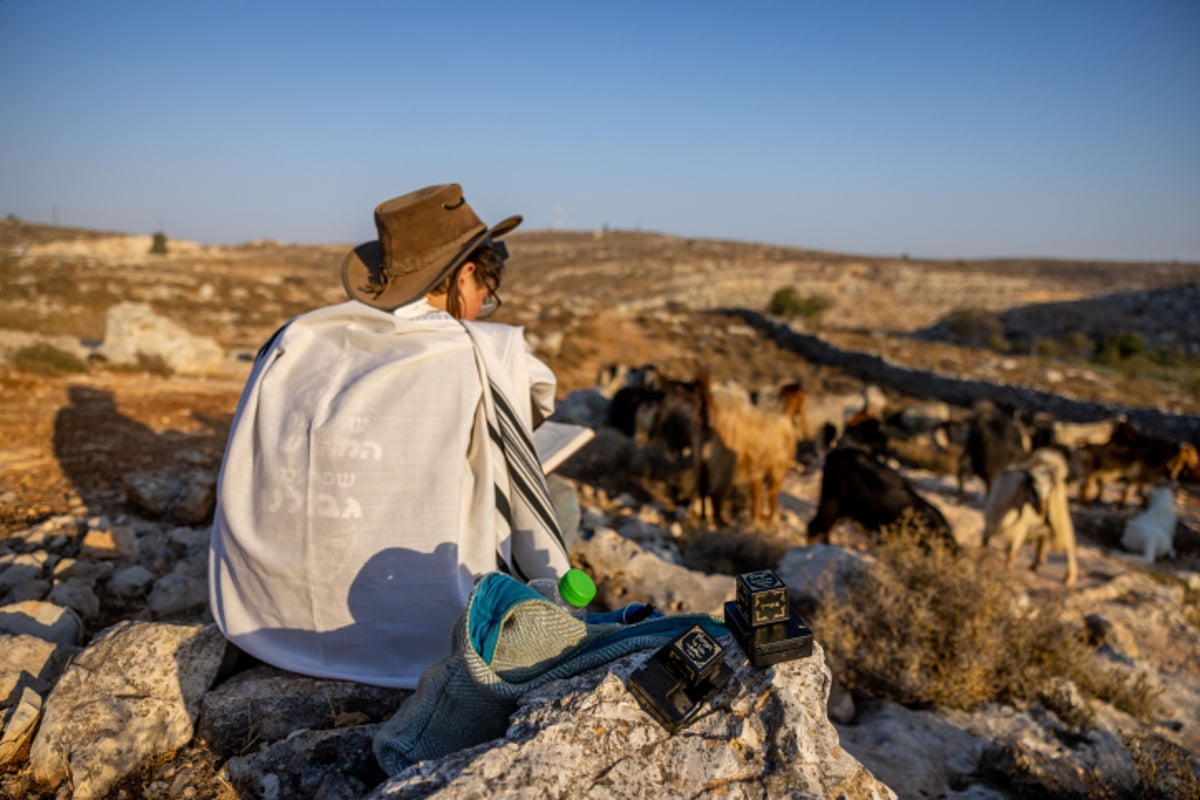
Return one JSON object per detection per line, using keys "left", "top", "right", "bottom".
{"left": 723, "top": 569, "right": 814, "bottom": 667}
{"left": 627, "top": 624, "right": 733, "bottom": 733}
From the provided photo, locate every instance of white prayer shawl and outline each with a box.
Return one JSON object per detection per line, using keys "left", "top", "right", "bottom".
{"left": 208, "top": 299, "right": 565, "bottom": 688}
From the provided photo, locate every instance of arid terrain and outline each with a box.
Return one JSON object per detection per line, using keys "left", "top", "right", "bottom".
{"left": 2, "top": 219, "right": 1200, "bottom": 797}
{"left": 3, "top": 220, "right": 1197, "bottom": 539}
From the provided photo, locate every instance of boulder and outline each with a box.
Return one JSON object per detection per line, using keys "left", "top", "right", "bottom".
{"left": 368, "top": 638, "right": 895, "bottom": 798}
{"left": 0, "top": 633, "right": 61, "bottom": 703}
{"left": 123, "top": 469, "right": 217, "bottom": 523}
{"left": 79, "top": 524, "right": 139, "bottom": 560}
{"left": 28, "top": 621, "right": 228, "bottom": 799}
{"left": 0, "top": 553, "right": 47, "bottom": 596}
{"left": 146, "top": 573, "right": 209, "bottom": 617}
{"left": 776, "top": 543, "right": 871, "bottom": 603}
{"left": 46, "top": 577, "right": 101, "bottom": 620}
{"left": 198, "top": 664, "right": 407, "bottom": 758}
{"left": 96, "top": 301, "right": 224, "bottom": 376}
{"left": 574, "top": 528, "right": 734, "bottom": 614}
{"left": 223, "top": 723, "right": 387, "bottom": 800}
{"left": 122, "top": 470, "right": 183, "bottom": 518}
{"left": 0, "top": 687, "right": 42, "bottom": 767}
{"left": 107, "top": 564, "right": 157, "bottom": 599}
{"left": 0, "top": 600, "right": 83, "bottom": 647}
{"left": 169, "top": 474, "right": 217, "bottom": 524}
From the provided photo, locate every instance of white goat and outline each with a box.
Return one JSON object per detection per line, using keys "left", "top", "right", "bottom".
{"left": 982, "top": 447, "right": 1077, "bottom": 587}
{"left": 1120, "top": 485, "right": 1177, "bottom": 563}
{"left": 1051, "top": 415, "right": 1126, "bottom": 449}
{"left": 805, "top": 384, "right": 887, "bottom": 449}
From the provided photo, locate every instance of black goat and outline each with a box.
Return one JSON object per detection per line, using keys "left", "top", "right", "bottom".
{"left": 808, "top": 447, "right": 958, "bottom": 553}
{"left": 957, "top": 401, "right": 1028, "bottom": 499}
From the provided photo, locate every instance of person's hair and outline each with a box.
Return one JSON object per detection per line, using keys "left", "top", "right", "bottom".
{"left": 430, "top": 241, "right": 506, "bottom": 319}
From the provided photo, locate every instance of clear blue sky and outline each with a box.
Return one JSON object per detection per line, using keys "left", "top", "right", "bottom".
{"left": 2, "top": 1, "right": 1198, "bottom": 260}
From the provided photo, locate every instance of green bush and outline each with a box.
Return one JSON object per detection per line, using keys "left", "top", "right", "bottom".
{"left": 149, "top": 231, "right": 169, "bottom": 256}
{"left": 1033, "top": 338, "right": 1060, "bottom": 360}
{"left": 1092, "top": 331, "right": 1147, "bottom": 365}
{"left": 1059, "top": 330, "right": 1093, "bottom": 359}
{"left": 812, "top": 519, "right": 1161, "bottom": 718}
{"left": 12, "top": 343, "right": 89, "bottom": 376}
{"left": 945, "top": 307, "right": 1004, "bottom": 347}
{"left": 768, "top": 287, "right": 833, "bottom": 325}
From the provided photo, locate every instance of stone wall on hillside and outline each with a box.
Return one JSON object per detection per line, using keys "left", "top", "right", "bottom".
{"left": 729, "top": 309, "right": 1200, "bottom": 443}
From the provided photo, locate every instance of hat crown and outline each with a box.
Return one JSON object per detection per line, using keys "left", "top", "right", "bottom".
{"left": 341, "top": 183, "right": 521, "bottom": 311}
{"left": 375, "top": 184, "right": 485, "bottom": 274}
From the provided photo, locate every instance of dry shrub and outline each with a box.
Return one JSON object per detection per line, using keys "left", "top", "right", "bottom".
{"left": 813, "top": 518, "right": 1161, "bottom": 719}
{"left": 683, "top": 524, "right": 799, "bottom": 576}
{"left": 12, "top": 342, "right": 88, "bottom": 376}
{"left": 1125, "top": 731, "right": 1200, "bottom": 799}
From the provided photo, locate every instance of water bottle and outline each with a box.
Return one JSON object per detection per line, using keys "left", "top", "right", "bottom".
{"left": 528, "top": 568, "right": 596, "bottom": 620}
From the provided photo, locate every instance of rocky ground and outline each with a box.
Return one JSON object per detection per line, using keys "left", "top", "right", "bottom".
{"left": 2, "top": 220, "right": 1199, "bottom": 798}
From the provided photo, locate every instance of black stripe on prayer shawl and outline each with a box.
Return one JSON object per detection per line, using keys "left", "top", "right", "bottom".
{"left": 253, "top": 322, "right": 290, "bottom": 365}
{"left": 493, "top": 482, "right": 513, "bottom": 525}
{"left": 490, "top": 428, "right": 530, "bottom": 582}
{"left": 489, "top": 380, "right": 567, "bottom": 552}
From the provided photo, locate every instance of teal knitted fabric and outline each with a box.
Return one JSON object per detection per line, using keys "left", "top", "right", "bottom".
{"left": 373, "top": 573, "right": 728, "bottom": 774}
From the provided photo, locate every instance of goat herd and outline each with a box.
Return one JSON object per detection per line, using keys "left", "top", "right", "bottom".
{"left": 595, "top": 363, "right": 1200, "bottom": 589}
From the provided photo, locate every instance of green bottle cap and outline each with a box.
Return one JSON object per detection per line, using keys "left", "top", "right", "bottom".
{"left": 558, "top": 568, "right": 596, "bottom": 608}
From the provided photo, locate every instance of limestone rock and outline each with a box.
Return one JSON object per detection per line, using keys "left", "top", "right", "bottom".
{"left": 107, "top": 564, "right": 157, "bottom": 599}
{"left": 123, "top": 469, "right": 217, "bottom": 523}
{"left": 574, "top": 528, "right": 734, "bottom": 614}
{"left": 0, "top": 687, "right": 42, "bottom": 767}
{"left": 836, "top": 700, "right": 991, "bottom": 799}
{"left": 0, "top": 633, "right": 60, "bottom": 703}
{"left": 223, "top": 724, "right": 387, "bottom": 800}
{"left": 0, "top": 601, "right": 83, "bottom": 647}
{"left": 776, "top": 543, "right": 872, "bottom": 603}
{"left": 199, "top": 665, "right": 408, "bottom": 758}
{"left": 2, "top": 580, "right": 49, "bottom": 604}
{"left": 368, "top": 639, "right": 895, "bottom": 799}
{"left": 45, "top": 577, "right": 100, "bottom": 620}
{"left": 79, "top": 524, "right": 138, "bottom": 560}
{"left": 96, "top": 301, "right": 224, "bottom": 376}
{"left": 27, "top": 621, "right": 228, "bottom": 799}
{"left": 0, "top": 553, "right": 47, "bottom": 595}
{"left": 147, "top": 573, "right": 209, "bottom": 617}
{"left": 170, "top": 475, "right": 217, "bottom": 524}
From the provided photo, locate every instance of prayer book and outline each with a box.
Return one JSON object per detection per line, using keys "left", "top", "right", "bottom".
{"left": 533, "top": 421, "right": 595, "bottom": 474}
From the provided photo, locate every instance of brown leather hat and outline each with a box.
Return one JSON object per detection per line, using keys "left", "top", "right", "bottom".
{"left": 341, "top": 184, "right": 521, "bottom": 311}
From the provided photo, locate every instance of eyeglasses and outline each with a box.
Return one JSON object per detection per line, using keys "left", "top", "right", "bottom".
{"left": 477, "top": 277, "right": 502, "bottom": 319}
{"left": 477, "top": 292, "right": 501, "bottom": 319}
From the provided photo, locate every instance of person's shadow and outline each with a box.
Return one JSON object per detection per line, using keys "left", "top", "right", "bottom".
{"left": 212, "top": 542, "right": 476, "bottom": 683}
{"left": 52, "top": 385, "right": 228, "bottom": 519}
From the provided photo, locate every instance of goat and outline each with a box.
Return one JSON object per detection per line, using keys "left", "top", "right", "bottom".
{"left": 749, "top": 380, "right": 811, "bottom": 442}
{"left": 604, "top": 365, "right": 704, "bottom": 454}
{"left": 804, "top": 385, "right": 887, "bottom": 451}
{"left": 595, "top": 362, "right": 660, "bottom": 397}
{"left": 1050, "top": 415, "right": 1127, "bottom": 449}
{"left": 890, "top": 401, "right": 952, "bottom": 436}
{"left": 606, "top": 385, "right": 657, "bottom": 443}
{"left": 807, "top": 447, "right": 958, "bottom": 553}
{"left": 697, "top": 376, "right": 807, "bottom": 524}
{"left": 957, "top": 400, "right": 1028, "bottom": 500}
{"left": 982, "top": 447, "right": 1077, "bottom": 587}
{"left": 1080, "top": 421, "right": 1198, "bottom": 508}
{"left": 1120, "top": 485, "right": 1178, "bottom": 563}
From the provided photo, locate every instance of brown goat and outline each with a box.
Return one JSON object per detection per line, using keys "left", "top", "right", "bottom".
{"left": 1080, "top": 421, "right": 1198, "bottom": 508}
{"left": 697, "top": 377, "right": 808, "bottom": 524}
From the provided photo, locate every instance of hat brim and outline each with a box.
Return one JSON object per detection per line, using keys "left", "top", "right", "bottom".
{"left": 342, "top": 214, "right": 522, "bottom": 311}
